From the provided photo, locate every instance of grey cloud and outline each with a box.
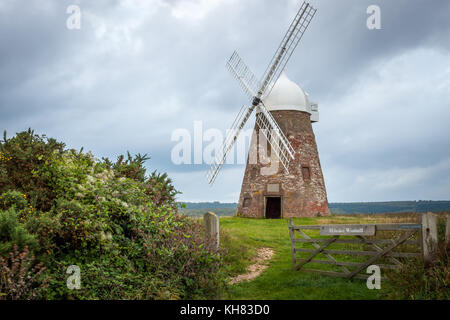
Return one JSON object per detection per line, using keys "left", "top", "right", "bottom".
{"left": 1, "top": 0, "right": 449, "bottom": 202}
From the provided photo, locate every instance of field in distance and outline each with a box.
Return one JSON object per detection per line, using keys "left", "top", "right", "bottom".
{"left": 179, "top": 200, "right": 450, "bottom": 216}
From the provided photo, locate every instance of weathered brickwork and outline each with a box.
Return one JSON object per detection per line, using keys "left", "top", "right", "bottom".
{"left": 237, "top": 110, "right": 330, "bottom": 218}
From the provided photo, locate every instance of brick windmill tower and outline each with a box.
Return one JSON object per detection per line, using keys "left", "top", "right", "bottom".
{"left": 237, "top": 72, "right": 329, "bottom": 218}
{"left": 207, "top": 2, "right": 330, "bottom": 218}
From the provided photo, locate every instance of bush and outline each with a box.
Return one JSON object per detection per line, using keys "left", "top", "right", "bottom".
{"left": 0, "top": 208, "right": 38, "bottom": 256}
{"left": 141, "top": 214, "right": 226, "bottom": 299}
{"left": 385, "top": 218, "right": 449, "bottom": 300}
{"left": 0, "top": 129, "right": 225, "bottom": 300}
{"left": 0, "top": 129, "right": 65, "bottom": 212}
{"left": 0, "top": 245, "right": 47, "bottom": 300}
{"left": 104, "top": 152, "right": 148, "bottom": 182}
{"left": 0, "top": 190, "right": 29, "bottom": 211}
{"left": 385, "top": 244, "right": 449, "bottom": 300}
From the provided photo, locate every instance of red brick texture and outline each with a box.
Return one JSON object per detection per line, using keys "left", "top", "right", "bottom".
{"left": 237, "top": 110, "right": 330, "bottom": 218}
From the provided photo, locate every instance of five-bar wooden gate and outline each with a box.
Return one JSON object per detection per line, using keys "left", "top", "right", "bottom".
{"left": 288, "top": 218, "right": 424, "bottom": 279}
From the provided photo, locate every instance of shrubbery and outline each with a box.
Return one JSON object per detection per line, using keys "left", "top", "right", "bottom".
{"left": 0, "top": 245, "right": 47, "bottom": 300}
{"left": 0, "top": 129, "right": 225, "bottom": 299}
{"left": 385, "top": 244, "right": 449, "bottom": 300}
{"left": 385, "top": 218, "right": 449, "bottom": 300}
{"left": 0, "top": 207, "right": 38, "bottom": 256}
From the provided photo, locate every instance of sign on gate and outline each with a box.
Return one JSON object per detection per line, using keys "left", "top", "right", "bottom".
{"left": 320, "top": 224, "right": 376, "bottom": 236}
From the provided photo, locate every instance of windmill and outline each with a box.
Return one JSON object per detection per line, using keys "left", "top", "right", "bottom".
{"left": 206, "top": 1, "right": 317, "bottom": 185}
{"left": 207, "top": 1, "right": 329, "bottom": 218}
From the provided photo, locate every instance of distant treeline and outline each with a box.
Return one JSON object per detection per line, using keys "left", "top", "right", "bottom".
{"left": 179, "top": 200, "right": 450, "bottom": 216}
{"left": 178, "top": 202, "right": 237, "bottom": 216}
{"left": 329, "top": 201, "right": 450, "bottom": 214}
{"left": 179, "top": 202, "right": 238, "bottom": 209}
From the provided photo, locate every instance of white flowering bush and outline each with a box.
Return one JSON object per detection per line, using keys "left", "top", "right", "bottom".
{"left": 1, "top": 130, "right": 226, "bottom": 299}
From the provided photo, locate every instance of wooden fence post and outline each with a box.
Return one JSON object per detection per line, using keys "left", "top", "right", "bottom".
{"left": 421, "top": 212, "right": 438, "bottom": 266}
{"left": 204, "top": 212, "right": 219, "bottom": 250}
{"left": 288, "top": 218, "right": 296, "bottom": 269}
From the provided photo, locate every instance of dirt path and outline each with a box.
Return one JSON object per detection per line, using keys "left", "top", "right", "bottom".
{"left": 229, "top": 247, "right": 275, "bottom": 285}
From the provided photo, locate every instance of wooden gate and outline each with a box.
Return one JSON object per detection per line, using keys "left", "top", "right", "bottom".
{"left": 288, "top": 218, "right": 424, "bottom": 279}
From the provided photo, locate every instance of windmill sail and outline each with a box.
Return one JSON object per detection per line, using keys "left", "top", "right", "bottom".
{"left": 207, "top": 1, "right": 316, "bottom": 184}
{"left": 259, "top": 2, "right": 316, "bottom": 98}
{"left": 255, "top": 102, "right": 295, "bottom": 172}
{"left": 227, "top": 51, "right": 262, "bottom": 100}
{"left": 207, "top": 105, "right": 254, "bottom": 184}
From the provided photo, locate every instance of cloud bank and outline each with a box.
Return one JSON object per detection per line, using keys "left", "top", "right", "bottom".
{"left": 1, "top": 0, "right": 449, "bottom": 202}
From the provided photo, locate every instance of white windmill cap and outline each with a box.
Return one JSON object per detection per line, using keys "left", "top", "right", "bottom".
{"left": 263, "top": 72, "right": 311, "bottom": 114}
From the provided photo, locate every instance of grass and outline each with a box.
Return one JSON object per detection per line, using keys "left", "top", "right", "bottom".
{"left": 219, "top": 214, "right": 428, "bottom": 300}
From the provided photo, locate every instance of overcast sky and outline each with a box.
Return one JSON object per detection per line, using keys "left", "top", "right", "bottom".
{"left": 1, "top": 0, "right": 450, "bottom": 203}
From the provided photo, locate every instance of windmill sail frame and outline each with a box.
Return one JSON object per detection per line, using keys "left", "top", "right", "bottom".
{"left": 207, "top": 1, "right": 316, "bottom": 184}
{"left": 227, "top": 51, "right": 262, "bottom": 100}
{"left": 259, "top": 2, "right": 316, "bottom": 99}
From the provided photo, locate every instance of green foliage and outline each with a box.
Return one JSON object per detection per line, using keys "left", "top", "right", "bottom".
{"left": 437, "top": 217, "right": 447, "bottom": 243}
{"left": 140, "top": 214, "right": 226, "bottom": 299}
{"left": 385, "top": 217, "right": 449, "bottom": 300}
{"left": 0, "top": 208, "right": 38, "bottom": 256}
{"left": 104, "top": 152, "right": 148, "bottom": 182}
{"left": 24, "top": 211, "right": 61, "bottom": 258}
{"left": 385, "top": 245, "right": 449, "bottom": 300}
{"left": 145, "top": 171, "right": 180, "bottom": 209}
{"left": 0, "top": 129, "right": 225, "bottom": 300}
{"left": 0, "top": 190, "right": 28, "bottom": 211}
{"left": 0, "top": 129, "right": 65, "bottom": 211}
{"left": 42, "top": 255, "right": 180, "bottom": 300}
